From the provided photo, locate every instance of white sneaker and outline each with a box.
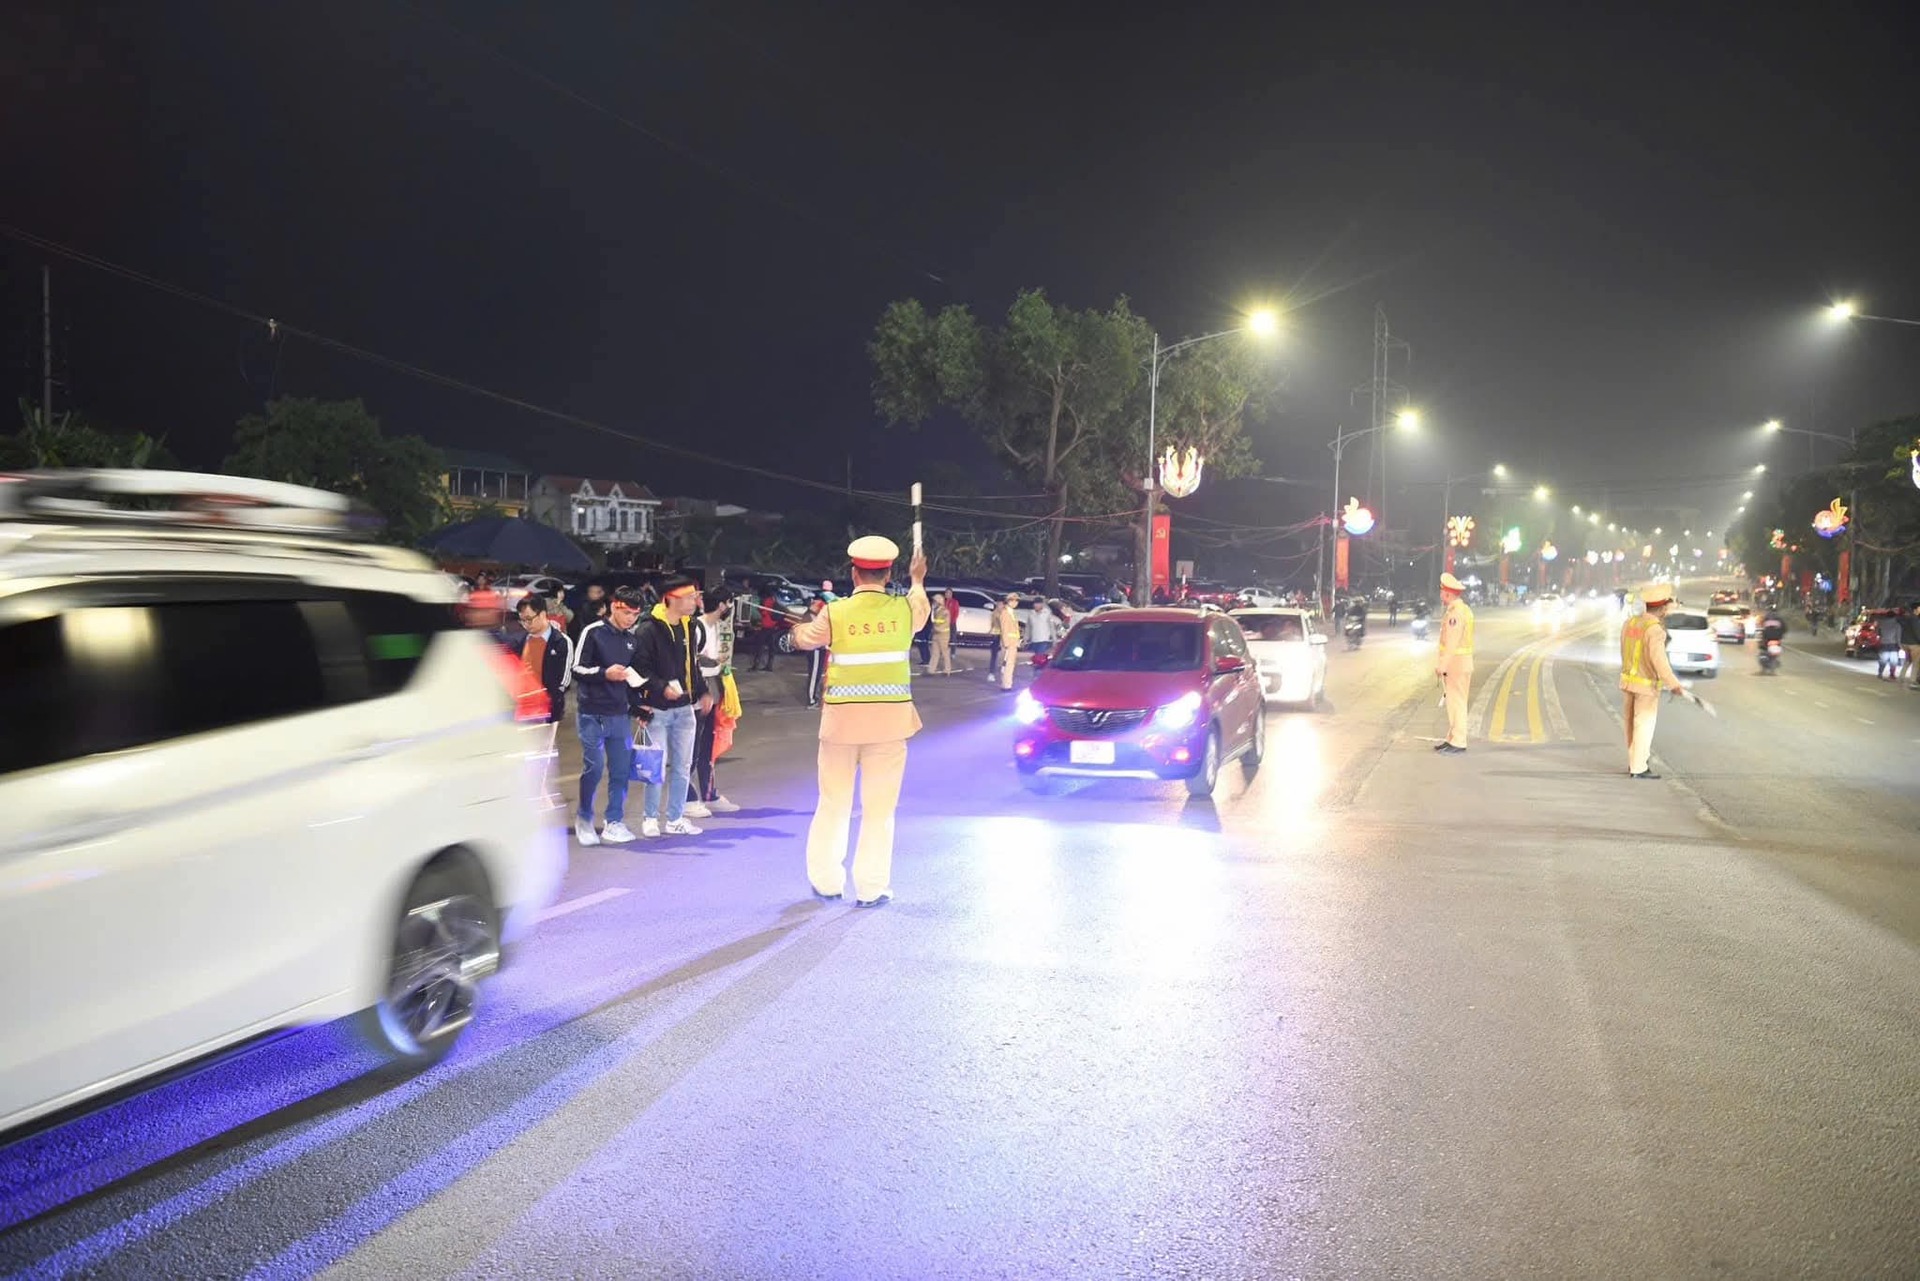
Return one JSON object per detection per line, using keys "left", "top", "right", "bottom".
{"left": 641, "top": 817, "right": 662, "bottom": 839}
{"left": 601, "top": 821, "right": 637, "bottom": 844}
{"left": 662, "top": 818, "right": 704, "bottom": 836}
{"left": 682, "top": 801, "right": 713, "bottom": 819}
{"left": 707, "top": 796, "right": 741, "bottom": 813}
{"left": 573, "top": 818, "right": 600, "bottom": 846}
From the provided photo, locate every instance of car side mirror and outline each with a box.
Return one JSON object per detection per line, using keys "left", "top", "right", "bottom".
{"left": 1309, "top": 633, "right": 1328, "bottom": 645}
{"left": 1031, "top": 650, "right": 1051, "bottom": 669}
{"left": 1213, "top": 654, "right": 1247, "bottom": 675}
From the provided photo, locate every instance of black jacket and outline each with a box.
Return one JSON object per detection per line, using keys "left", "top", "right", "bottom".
{"left": 573, "top": 619, "right": 641, "bottom": 718}
{"left": 631, "top": 607, "right": 708, "bottom": 711}
{"left": 520, "top": 624, "right": 575, "bottom": 721}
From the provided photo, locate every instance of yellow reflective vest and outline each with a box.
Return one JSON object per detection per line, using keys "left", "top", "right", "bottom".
{"left": 824, "top": 591, "right": 915, "bottom": 704}
{"left": 1620, "top": 613, "right": 1663, "bottom": 693}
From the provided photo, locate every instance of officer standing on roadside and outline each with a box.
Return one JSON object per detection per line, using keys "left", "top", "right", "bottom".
{"left": 1434, "top": 571, "right": 1475, "bottom": 754}
{"left": 1619, "top": 583, "right": 1689, "bottom": 779}
{"left": 784, "top": 536, "right": 930, "bottom": 906}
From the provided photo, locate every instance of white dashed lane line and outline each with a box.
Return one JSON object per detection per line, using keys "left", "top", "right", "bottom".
{"left": 535, "top": 887, "right": 633, "bottom": 922}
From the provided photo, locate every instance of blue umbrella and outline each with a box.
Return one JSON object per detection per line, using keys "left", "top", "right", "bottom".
{"left": 424, "top": 516, "right": 594, "bottom": 573}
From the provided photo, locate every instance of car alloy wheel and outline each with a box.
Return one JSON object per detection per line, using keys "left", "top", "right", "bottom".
{"left": 1186, "top": 726, "right": 1221, "bottom": 798}
{"left": 1243, "top": 704, "right": 1266, "bottom": 773}
{"left": 358, "top": 863, "right": 499, "bottom": 1067}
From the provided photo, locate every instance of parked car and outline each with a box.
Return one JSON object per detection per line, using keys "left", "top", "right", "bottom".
{"left": 1013, "top": 609, "right": 1266, "bottom": 797}
{"left": 0, "top": 470, "right": 565, "bottom": 1137}
{"left": 1707, "top": 603, "right": 1750, "bottom": 643}
{"left": 934, "top": 586, "right": 1081, "bottom": 647}
{"left": 1663, "top": 608, "right": 1720, "bottom": 677}
{"left": 1229, "top": 607, "right": 1329, "bottom": 706}
{"left": 497, "top": 572, "right": 571, "bottom": 608}
{"left": 1844, "top": 608, "right": 1897, "bottom": 658}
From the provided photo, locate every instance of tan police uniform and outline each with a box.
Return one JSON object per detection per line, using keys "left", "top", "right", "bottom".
{"left": 1436, "top": 572, "right": 1475, "bottom": 749}
{"left": 1619, "top": 585, "right": 1686, "bottom": 776}
{"left": 786, "top": 536, "right": 931, "bottom": 902}
{"left": 995, "top": 596, "right": 1023, "bottom": 690}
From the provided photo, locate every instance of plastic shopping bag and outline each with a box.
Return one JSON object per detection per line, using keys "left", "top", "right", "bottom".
{"left": 629, "top": 726, "right": 665, "bottom": 785}
{"left": 720, "top": 671, "right": 743, "bottom": 721}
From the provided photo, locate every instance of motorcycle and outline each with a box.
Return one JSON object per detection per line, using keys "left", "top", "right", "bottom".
{"left": 1344, "top": 618, "right": 1366, "bottom": 651}
{"left": 1410, "top": 614, "right": 1431, "bottom": 640}
{"left": 1758, "top": 638, "right": 1783, "bottom": 674}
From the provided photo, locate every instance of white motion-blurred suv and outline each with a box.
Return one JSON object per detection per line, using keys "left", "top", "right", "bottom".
{"left": 0, "top": 471, "right": 566, "bottom": 1136}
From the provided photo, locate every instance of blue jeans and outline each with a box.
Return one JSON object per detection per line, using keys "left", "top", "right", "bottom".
{"left": 577, "top": 712, "right": 634, "bottom": 825}
{"left": 642, "top": 703, "right": 698, "bottom": 824}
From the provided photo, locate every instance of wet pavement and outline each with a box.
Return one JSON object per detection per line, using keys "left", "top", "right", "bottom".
{"left": 4, "top": 604, "right": 1917, "bottom": 1278}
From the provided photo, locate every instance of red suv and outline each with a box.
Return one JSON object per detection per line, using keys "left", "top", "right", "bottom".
{"left": 1013, "top": 609, "right": 1266, "bottom": 797}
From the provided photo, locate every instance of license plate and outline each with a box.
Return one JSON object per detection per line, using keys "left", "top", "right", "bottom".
{"left": 1069, "top": 739, "right": 1116, "bottom": 765}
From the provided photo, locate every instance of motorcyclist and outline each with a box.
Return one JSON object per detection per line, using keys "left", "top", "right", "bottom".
{"left": 1344, "top": 597, "right": 1368, "bottom": 647}
{"left": 1410, "top": 598, "right": 1433, "bottom": 638}
{"left": 1758, "top": 606, "right": 1786, "bottom": 671}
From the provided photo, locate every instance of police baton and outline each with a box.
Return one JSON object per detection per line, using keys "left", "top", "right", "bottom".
{"left": 910, "top": 482, "right": 923, "bottom": 558}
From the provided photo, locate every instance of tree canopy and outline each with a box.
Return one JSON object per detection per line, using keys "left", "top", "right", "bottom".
{"left": 0, "top": 400, "right": 174, "bottom": 470}
{"left": 871, "top": 289, "right": 1278, "bottom": 593}
{"left": 224, "top": 397, "right": 446, "bottom": 544}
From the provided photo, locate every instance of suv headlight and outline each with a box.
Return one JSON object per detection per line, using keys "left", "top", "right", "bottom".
{"left": 1014, "top": 689, "right": 1047, "bottom": 725}
{"left": 1153, "top": 690, "right": 1203, "bottom": 730}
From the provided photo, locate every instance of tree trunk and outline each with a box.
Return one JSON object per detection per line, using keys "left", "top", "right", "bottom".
{"left": 1043, "top": 478, "right": 1068, "bottom": 597}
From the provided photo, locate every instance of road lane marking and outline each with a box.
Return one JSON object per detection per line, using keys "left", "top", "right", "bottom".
{"left": 1814, "top": 701, "right": 1830, "bottom": 709}
{"left": 1855, "top": 717, "right": 1875, "bottom": 725}
{"left": 1525, "top": 647, "right": 1545, "bottom": 742}
{"left": 536, "top": 887, "right": 632, "bottom": 922}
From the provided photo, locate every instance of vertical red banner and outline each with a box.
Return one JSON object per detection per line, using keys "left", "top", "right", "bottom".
{"left": 1800, "top": 570, "right": 1814, "bottom": 596}
{"left": 1151, "top": 513, "right": 1172, "bottom": 592}
{"left": 1836, "top": 548, "right": 1851, "bottom": 605}
{"left": 1335, "top": 534, "right": 1351, "bottom": 590}
{"left": 1499, "top": 554, "right": 1510, "bottom": 586}
{"left": 1780, "top": 553, "right": 1791, "bottom": 587}
{"left": 1444, "top": 546, "right": 1456, "bottom": 575}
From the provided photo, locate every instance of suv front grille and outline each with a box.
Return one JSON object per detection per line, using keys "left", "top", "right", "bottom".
{"left": 1049, "top": 707, "right": 1149, "bottom": 735}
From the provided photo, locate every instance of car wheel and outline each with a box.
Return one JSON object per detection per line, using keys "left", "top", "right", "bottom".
{"left": 1185, "top": 726, "right": 1221, "bottom": 798}
{"left": 356, "top": 860, "right": 499, "bottom": 1069}
{"left": 1242, "top": 704, "right": 1267, "bottom": 774}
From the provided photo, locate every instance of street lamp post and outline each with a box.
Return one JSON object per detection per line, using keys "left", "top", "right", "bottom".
{"left": 1827, "top": 301, "right": 1920, "bottom": 328}
{"left": 1323, "top": 419, "right": 1408, "bottom": 607}
{"left": 1136, "top": 312, "right": 1276, "bottom": 604}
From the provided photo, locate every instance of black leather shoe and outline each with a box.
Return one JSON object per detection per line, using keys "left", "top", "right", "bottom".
{"left": 1437, "top": 743, "right": 1467, "bottom": 755}
{"left": 1630, "top": 770, "right": 1661, "bottom": 780}
{"left": 855, "top": 893, "right": 892, "bottom": 909}
{"left": 811, "top": 888, "right": 842, "bottom": 902}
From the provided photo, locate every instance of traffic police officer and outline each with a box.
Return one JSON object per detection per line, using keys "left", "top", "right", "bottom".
{"left": 1619, "top": 583, "right": 1688, "bottom": 779}
{"left": 785, "top": 535, "right": 930, "bottom": 906}
{"left": 1435, "top": 571, "right": 1475, "bottom": 753}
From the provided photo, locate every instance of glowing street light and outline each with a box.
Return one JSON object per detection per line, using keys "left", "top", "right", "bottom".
{"left": 1246, "top": 307, "right": 1280, "bottom": 337}
{"left": 1533, "top": 484, "right": 1551, "bottom": 501}
{"left": 1826, "top": 299, "right": 1920, "bottom": 327}
{"left": 1588, "top": 512, "right": 1600, "bottom": 525}
{"left": 1741, "top": 490, "right": 1753, "bottom": 500}
{"left": 1492, "top": 463, "right": 1509, "bottom": 478}
{"left": 1753, "top": 464, "right": 1767, "bottom": 474}
{"left": 1396, "top": 408, "right": 1421, "bottom": 430}
{"left": 1571, "top": 504, "right": 1582, "bottom": 515}
{"left": 1763, "top": 419, "right": 1783, "bottom": 433}
{"left": 1607, "top": 523, "right": 1617, "bottom": 532}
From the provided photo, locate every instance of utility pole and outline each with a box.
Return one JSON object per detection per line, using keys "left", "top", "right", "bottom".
{"left": 1359, "top": 305, "right": 1411, "bottom": 592}
{"left": 42, "top": 264, "right": 54, "bottom": 423}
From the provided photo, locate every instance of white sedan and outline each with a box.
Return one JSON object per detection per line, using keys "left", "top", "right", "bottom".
{"left": 1664, "top": 609, "right": 1720, "bottom": 677}
{"left": 1708, "top": 603, "right": 1750, "bottom": 644}
{"left": 1230, "top": 607, "right": 1329, "bottom": 706}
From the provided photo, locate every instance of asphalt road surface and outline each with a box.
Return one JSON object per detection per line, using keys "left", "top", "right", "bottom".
{"left": 4, "top": 599, "right": 1917, "bottom": 1278}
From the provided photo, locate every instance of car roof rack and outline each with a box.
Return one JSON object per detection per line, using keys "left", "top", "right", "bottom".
{"left": 0, "top": 469, "right": 430, "bottom": 572}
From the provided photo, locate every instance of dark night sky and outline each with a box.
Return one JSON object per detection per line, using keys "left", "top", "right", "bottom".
{"left": 4, "top": 0, "right": 1916, "bottom": 569}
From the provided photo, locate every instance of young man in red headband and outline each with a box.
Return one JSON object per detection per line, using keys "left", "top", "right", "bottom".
{"left": 632, "top": 575, "right": 712, "bottom": 837}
